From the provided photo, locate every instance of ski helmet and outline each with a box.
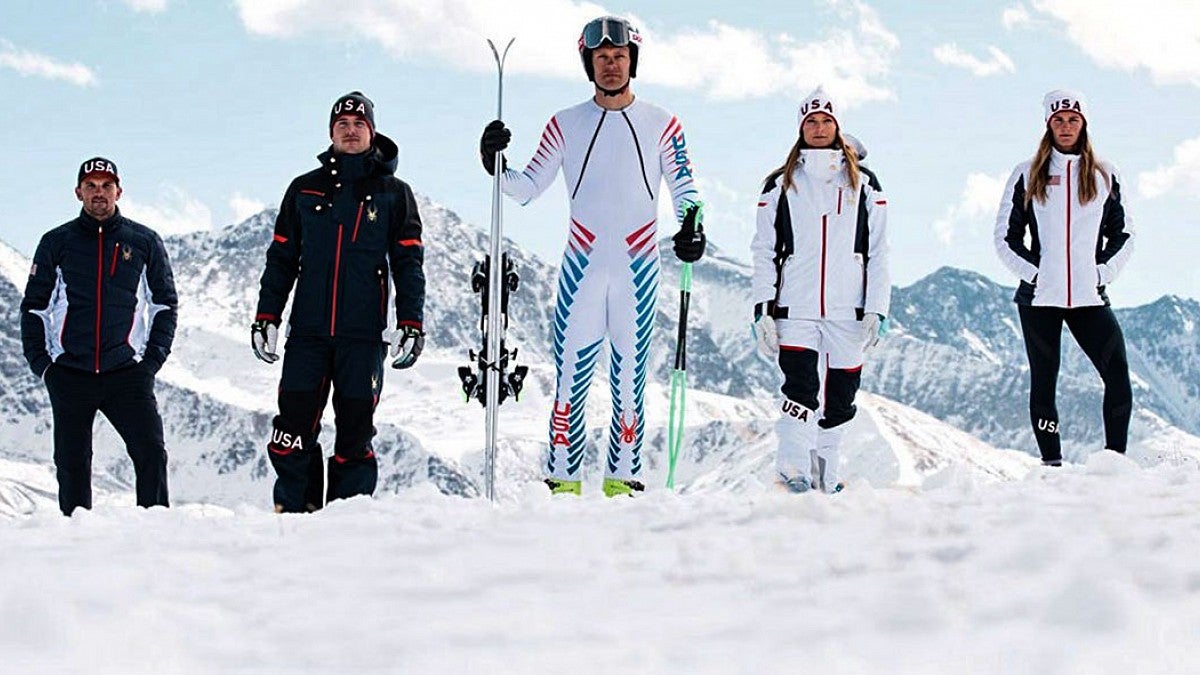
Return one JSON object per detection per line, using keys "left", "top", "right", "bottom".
{"left": 578, "top": 16, "right": 642, "bottom": 82}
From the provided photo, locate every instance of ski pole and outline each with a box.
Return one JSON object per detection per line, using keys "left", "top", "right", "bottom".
{"left": 666, "top": 261, "right": 692, "bottom": 489}
{"left": 484, "top": 37, "right": 514, "bottom": 503}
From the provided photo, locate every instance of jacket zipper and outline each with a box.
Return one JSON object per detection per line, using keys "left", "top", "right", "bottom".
{"left": 820, "top": 215, "right": 828, "bottom": 318}
{"left": 109, "top": 244, "right": 119, "bottom": 276}
{"left": 331, "top": 224, "right": 344, "bottom": 336}
{"left": 351, "top": 201, "right": 364, "bottom": 242}
{"left": 379, "top": 270, "right": 387, "bottom": 321}
{"left": 1066, "top": 160, "right": 1073, "bottom": 308}
{"left": 95, "top": 227, "right": 104, "bottom": 372}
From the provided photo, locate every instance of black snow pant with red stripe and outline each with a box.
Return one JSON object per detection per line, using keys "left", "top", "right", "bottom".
{"left": 268, "top": 336, "right": 385, "bottom": 513}
{"left": 1018, "top": 304, "right": 1132, "bottom": 462}
{"left": 45, "top": 363, "right": 169, "bottom": 516}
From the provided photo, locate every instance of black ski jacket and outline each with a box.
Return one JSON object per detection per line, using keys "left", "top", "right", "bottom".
{"left": 21, "top": 208, "right": 179, "bottom": 377}
{"left": 255, "top": 133, "right": 425, "bottom": 338}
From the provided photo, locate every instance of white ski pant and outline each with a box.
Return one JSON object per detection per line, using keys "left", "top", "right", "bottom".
{"left": 775, "top": 318, "right": 864, "bottom": 488}
{"left": 546, "top": 219, "right": 659, "bottom": 482}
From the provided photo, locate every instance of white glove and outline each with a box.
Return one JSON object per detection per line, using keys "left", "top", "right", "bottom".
{"left": 862, "top": 313, "right": 886, "bottom": 352}
{"left": 387, "top": 325, "right": 425, "bottom": 369}
{"left": 753, "top": 314, "right": 779, "bottom": 359}
{"left": 251, "top": 320, "right": 279, "bottom": 364}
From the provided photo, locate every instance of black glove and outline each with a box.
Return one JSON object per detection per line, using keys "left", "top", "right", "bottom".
{"left": 389, "top": 325, "right": 425, "bottom": 370}
{"left": 480, "top": 120, "right": 511, "bottom": 176}
{"left": 251, "top": 318, "right": 281, "bottom": 364}
{"left": 672, "top": 203, "right": 706, "bottom": 263}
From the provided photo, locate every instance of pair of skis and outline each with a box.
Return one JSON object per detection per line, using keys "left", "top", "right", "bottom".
{"left": 462, "top": 39, "right": 693, "bottom": 501}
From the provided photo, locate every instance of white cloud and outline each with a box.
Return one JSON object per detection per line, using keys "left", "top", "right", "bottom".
{"left": 123, "top": 0, "right": 167, "bottom": 12}
{"left": 121, "top": 186, "right": 213, "bottom": 236}
{"left": 234, "top": 0, "right": 899, "bottom": 105}
{"left": 230, "top": 193, "right": 267, "bottom": 223}
{"left": 1139, "top": 136, "right": 1200, "bottom": 200}
{"left": 933, "top": 172, "right": 1008, "bottom": 245}
{"left": 1020, "top": 0, "right": 1200, "bottom": 86}
{"left": 0, "top": 39, "right": 98, "bottom": 87}
{"left": 932, "top": 43, "right": 1015, "bottom": 77}
{"left": 1002, "top": 4, "right": 1032, "bottom": 29}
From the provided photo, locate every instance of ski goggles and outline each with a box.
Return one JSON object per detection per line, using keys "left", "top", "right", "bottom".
{"left": 579, "top": 17, "right": 641, "bottom": 51}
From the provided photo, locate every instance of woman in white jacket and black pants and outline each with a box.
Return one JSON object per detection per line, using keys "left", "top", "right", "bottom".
{"left": 751, "top": 87, "right": 890, "bottom": 493}
{"left": 994, "top": 90, "right": 1134, "bottom": 466}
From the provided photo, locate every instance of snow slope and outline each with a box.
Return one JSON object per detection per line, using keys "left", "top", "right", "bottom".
{"left": 2, "top": 452, "right": 1199, "bottom": 674}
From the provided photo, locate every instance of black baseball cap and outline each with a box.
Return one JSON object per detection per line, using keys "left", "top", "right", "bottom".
{"left": 78, "top": 157, "right": 120, "bottom": 185}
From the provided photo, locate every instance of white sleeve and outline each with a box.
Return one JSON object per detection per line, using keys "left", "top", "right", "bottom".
{"left": 862, "top": 185, "right": 891, "bottom": 318}
{"left": 751, "top": 180, "right": 782, "bottom": 305}
{"left": 994, "top": 165, "right": 1040, "bottom": 283}
{"left": 657, "top": 115, "right": 701, "bottom": 223}
{"left": 501, "top": 116, "right": 564, "bottom": 206}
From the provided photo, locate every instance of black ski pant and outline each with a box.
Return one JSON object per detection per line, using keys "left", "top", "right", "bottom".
{"left": 1018, "top": 304, "right": 1132, "bottom": 462}
{"left": 44, "top": 363, "right": 169, "bottom": 516}
{"left": 268, "top": 336, "right": 384, "bottom": 513}
{"left": 779, "top": 347, "right": 861, "bottom": 429}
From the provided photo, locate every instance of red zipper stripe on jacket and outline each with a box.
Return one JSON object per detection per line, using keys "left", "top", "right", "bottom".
{"left": 95, "top": 227, "right": 104, "bottom": 372}
{"left": 1065, "top": 160, "right": 1073, "bottom": 307}
{"left": 109, "top": 244, "right": 119, "bottom": 276}
{"left": 331, "top": 224, "right": 344, "bottom": 336}
{"left": 820, "top": 215, "right": 828, "bottom": 317}
{"left": 351, "top": 201, "right": 364, "bottom": 242}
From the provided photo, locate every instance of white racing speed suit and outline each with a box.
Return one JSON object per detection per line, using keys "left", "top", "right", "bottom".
{"left": 502, "top": 97, "right": 700, "bottom": 482}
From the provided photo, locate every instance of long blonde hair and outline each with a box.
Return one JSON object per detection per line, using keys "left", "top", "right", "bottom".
{"left": 764, "top": 132, "right": 860, "bottom": 193}
{"left": 1026, "top": 126, "right": 1107, "bottom": 206}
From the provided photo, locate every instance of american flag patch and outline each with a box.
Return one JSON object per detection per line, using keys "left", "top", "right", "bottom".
{"left": 1047, "top": 175, "right": 1061, "bottom": 186}
{"left": 29, "top": 263, "right": 37, "bottom": 277}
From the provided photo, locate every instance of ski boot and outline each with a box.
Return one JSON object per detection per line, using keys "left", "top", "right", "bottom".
{"left": 775, "top": 472, "right": 812, "bottom": 494}
{"left": 544, "top": 478, "right": 582, "bottom": 496}
{"left": 602, "top": 478, "right": 645, "bottom": 498}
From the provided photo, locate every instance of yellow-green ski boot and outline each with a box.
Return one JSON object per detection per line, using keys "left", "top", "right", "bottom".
{"left": 602, "top": 478, "right": 646, "bottom": 498}
{"left": 544, "top": 478, "right": 582, "bottom": 495}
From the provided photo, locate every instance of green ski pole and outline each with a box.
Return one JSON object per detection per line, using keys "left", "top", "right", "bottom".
{"left": 666, "top": 262, "right": 692, "bottom": 489}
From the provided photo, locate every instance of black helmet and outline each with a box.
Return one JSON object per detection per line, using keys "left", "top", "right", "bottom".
{"left": 578, "top": 16, "right": 642, "bottom": 82}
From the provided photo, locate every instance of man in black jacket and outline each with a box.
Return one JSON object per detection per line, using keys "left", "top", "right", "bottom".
{"left": 21, "top": 158, "right": 179, "bottom": 515}
{"left": 253, "top": 92, "right": 426, "bottom": 513}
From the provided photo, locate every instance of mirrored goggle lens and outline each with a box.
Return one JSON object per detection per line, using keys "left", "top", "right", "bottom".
{"left": 582, "top": 18, "right": 632, "bottom": 49}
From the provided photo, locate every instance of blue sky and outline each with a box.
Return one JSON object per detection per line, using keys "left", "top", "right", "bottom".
{"left": 2, "top": 0, "right": 1199, "bottom": 306}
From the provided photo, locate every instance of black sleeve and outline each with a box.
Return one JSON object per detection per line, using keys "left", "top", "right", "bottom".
{"left": 1005, "top": 174, "right": 1039, "bottom": 268}
{"left": 142, "top": 231, "right": 179, "bottom": 372}
{"left": 388, "top": 182, "right": 425, "bottom": 328}
{"left": 19, "top": 233, "right": 58, "bottom": 377}
{"left": 1096, "top": 175, "right": 1131, "bottom": 264}
{"left": 256, "top": 182, "right": 302, "bottom": 323}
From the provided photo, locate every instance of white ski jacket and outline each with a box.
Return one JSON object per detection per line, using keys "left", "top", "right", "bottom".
{"left": 751, "top": 149, "right": 890, "bottom": 321}
{"left": 994, "top": 148, "right": 1134, "bottom": 307}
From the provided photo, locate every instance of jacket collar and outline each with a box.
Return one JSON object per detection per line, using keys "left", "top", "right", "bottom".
{"left": 75, "top": 206, "right": 125, "bottom": 235}
{"left": 317, "top": 131, "right": 400, "bottom": 189}
{"left": 799, "top": 148, "right": 845, "bottom": 185}
{"left": 1050, "top": 147, "right": 1080, "bottom": 170}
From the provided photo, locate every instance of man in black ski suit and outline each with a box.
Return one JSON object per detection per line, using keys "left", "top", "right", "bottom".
{"left": 253, "top": 91, "right": 426, "bottom": 513}
{"left": 21, "top": 158, "right": 178, "bottom": 515}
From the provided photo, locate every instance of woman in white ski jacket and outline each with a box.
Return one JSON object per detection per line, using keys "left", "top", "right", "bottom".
{"left": 994, "top": 89, "right": 1133, "bottom": 465}
{"left": 751, "top": 87, "right": 890, "bottom": 493}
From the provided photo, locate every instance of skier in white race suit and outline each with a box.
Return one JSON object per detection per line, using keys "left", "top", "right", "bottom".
{"left": 751, "top": 87, "right": 890, "bottom": 494}
{"left": 478, "top": 16, "right": 706, "bottom": 497}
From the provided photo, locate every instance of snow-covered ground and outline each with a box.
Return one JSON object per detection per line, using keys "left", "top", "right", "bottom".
{"left": 3, "top": 452, "right": 1200, "bottom": 674}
